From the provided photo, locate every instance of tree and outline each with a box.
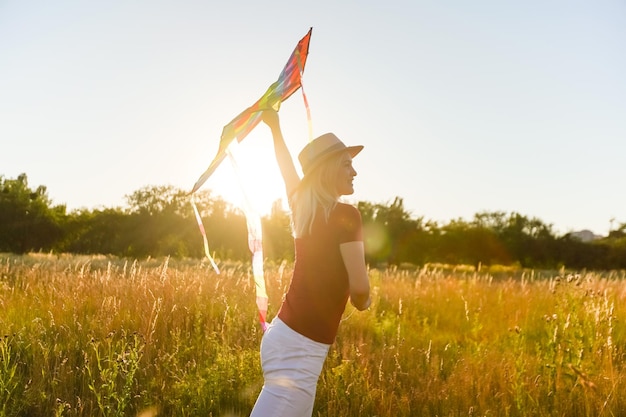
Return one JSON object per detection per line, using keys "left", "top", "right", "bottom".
{"left": 3, "top": 173, "right": 623, "bottom": 269}
{"left": 359, "top": 197, "right": 421, "bottom": 266}
{"left": 0, "top": 174, "right": 65, "bottom": 253}
{"left": 58, "top": 208, "right": 131, "bottom": 255}
{"left": 125, "top": 185, "right": 190, "bottom": 217}
{"left": 262, "top": 199, "right": 294, "bottom": 261}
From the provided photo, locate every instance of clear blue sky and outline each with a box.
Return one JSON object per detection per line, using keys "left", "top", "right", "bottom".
{"left": 1, "top": 1, "right": 624, "bottom": 236}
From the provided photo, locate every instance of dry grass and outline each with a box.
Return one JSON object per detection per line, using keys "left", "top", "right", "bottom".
{"left": 1, "top": 253, "right": 625, "bottom": 416}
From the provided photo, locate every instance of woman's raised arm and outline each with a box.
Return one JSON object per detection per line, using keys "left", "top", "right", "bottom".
{"left": 261, "top": 110, "right": 301, "bottom": 197}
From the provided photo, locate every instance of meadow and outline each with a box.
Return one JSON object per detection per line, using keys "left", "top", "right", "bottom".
{"left": 1, "top": 253, "right": 625, "bottom": 417}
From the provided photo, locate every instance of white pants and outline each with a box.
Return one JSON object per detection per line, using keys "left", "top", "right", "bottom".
{"left": 250, "top": 317, "right": 330, "bottom": 417}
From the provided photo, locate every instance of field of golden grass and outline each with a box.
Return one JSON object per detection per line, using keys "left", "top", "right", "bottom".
{"left": 1, "top": 253, "right": 625, "bottom": 416}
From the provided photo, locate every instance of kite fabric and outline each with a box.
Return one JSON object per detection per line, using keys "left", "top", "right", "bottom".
{"left": 191, "top": 28, "right": 313, "bottom": 331}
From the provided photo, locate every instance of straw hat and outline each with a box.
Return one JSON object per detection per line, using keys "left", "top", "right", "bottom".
{"left": 298, "top": 133, "right": 363, "bottom": 175}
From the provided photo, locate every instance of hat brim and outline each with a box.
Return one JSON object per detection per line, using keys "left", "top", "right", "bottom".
{"left": 302, "top": 144, "right": 364, "bottom": 178}
{"left": 347, "top": 145, "right": 364, "bottom": 158}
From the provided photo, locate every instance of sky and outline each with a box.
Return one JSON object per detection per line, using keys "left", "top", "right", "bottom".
{"left": 1, "top": 0, "right": 625, "bottom": 236}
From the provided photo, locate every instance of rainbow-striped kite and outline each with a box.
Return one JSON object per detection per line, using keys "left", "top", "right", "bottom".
{"left": 191, "top": 28, "right": 312, "bottom": 194}
{"left": 191, "top": 28, "right": 313, "bottom": 331}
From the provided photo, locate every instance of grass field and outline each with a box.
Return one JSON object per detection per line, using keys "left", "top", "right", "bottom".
{"left": 1, "top": 253, "right": 625, "bottom": 416}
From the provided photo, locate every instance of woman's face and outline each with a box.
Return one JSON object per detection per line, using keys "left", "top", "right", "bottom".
{"left": 335, "top": 152, "right": 357, "bottom": 196}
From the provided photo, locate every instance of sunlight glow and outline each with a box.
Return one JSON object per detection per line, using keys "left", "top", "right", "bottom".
{"left": 206, "top": 135, "right": 288, "bottom": 216}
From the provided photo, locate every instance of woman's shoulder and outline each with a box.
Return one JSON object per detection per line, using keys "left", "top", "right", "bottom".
{"left": 335, "top": 202, "right": 359, "bottom": 214}
{"left": 331, "top": 203, "right": 362, "bottom": 240}
{"left": 332, "top": 202, "right": 362, "bottom": 222}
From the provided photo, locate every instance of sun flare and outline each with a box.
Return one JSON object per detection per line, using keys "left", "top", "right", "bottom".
{"left": 207, "top": 138, "right": 289, "bottom": 216}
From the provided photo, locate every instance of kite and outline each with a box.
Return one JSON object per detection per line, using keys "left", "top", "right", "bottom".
{"left": 191, "top": 27, "right": 312, "bottom": 195}
{"left": 191, "top": 28, "right": 313, "bottom": 331}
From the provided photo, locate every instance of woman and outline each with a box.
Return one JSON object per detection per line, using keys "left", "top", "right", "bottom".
{"left": 250, "top": 110, "right": 371, "bottom": 416}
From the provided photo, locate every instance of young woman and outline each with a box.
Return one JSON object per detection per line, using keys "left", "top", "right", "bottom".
{"left": 250, "top": 110, "right": 371, "bottom": 416}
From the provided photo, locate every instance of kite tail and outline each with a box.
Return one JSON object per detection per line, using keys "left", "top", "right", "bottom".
{"left": 227, "top": 146, "right": 269, "bottom": 331}
{"left": 190, "top": 194, "right": 220, "bottom": 274}
{"left": 254, "top": 251, "right": 269, "bottom": 332}
{"left": 301, "top": 82, "right": 313, "bottom": 142}
{"left": 297, "top": 51, "right": 314, "bottom": 142}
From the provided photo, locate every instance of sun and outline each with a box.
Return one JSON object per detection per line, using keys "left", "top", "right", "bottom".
{"left": 207, "top": 138, "right": 289, "bottom": 216}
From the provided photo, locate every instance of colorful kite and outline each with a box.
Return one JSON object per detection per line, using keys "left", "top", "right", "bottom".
{"left": 191, "top": 27, "right": 312, "bottom": 195}
{"left": 191, "top": 28, "right": 313, "bottom": 331}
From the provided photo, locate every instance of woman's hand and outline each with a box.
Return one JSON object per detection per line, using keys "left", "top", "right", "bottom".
{"left": 261, "top": 109, "right": 280, "bottom": 131}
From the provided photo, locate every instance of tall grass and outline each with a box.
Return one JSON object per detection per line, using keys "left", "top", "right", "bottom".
{"left": 1, "top": 253, "right": 625, "bottom": 416}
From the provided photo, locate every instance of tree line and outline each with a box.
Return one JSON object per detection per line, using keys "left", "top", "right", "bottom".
{"left": 2, "top": 173, "right": 625, "bottom": 270}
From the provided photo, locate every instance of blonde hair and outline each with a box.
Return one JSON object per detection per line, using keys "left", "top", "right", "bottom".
{"left": 290, "top": 151, "right": 346, "bottom": 238}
